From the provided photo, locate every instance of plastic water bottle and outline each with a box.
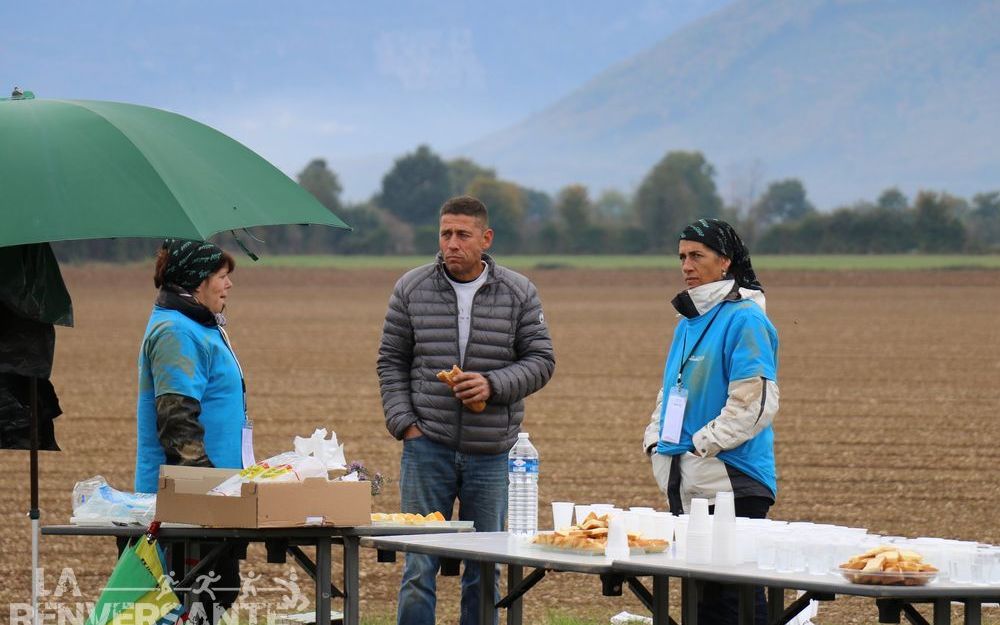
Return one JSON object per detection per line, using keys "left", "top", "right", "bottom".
{"left": 507, "top": 432, "right": 539, "bottom": 538}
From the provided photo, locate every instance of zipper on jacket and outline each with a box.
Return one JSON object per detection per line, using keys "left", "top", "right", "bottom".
{"left": 454, "top": 276, "right": 489, "bottom": 451}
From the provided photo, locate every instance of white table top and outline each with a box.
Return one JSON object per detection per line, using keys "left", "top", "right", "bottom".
{"left": 366, "top": 531, "right": 1000, "bottom": 600}
{"left": 364, "top": 531, "right": 617, "bottom": 574}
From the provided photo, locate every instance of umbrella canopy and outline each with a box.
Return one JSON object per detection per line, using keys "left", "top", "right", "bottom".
{"left": 1, "top": 91, "right": 350, "bottom": 248}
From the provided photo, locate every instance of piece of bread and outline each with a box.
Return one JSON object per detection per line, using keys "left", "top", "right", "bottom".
{"left": 839, "top": 546, "right": 938, "bottom": 586}
{"left": 436, "top": 365, "right": 487, "bottom": 413}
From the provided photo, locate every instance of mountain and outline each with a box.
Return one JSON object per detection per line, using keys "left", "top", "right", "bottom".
{"left": 460, "top": 0, "right": 1000, "bottom": 208}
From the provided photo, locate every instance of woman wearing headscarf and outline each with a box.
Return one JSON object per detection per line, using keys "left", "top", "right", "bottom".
{"left": 134, "top": 239, "right": 245, "bottom": 624}
{"left": 642, "top": 218, "right": 779, "bottom": 625}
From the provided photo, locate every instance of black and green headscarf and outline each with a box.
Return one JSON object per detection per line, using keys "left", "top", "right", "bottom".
{"left": 679, "top": 218, "right": 763, "bottom": 291}
{"left": 161, "top": 239, "right": 224, "bottom": 291}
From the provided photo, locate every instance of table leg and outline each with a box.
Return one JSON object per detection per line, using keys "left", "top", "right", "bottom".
{"left": 480, "top": 561, "right": 497, "bottom": 625}
{"left": 681, "top": 578, "right": 698, "bottom": 625}
{"left": 963, "top": 601, "right": 981, "bottom": 625}
{"left": 932, "top": 598, "right": 950, "bottom": 625}
{"left": 737, "top": 585, "right": 754, "bottom": 625}
{"left": 652, "top": 575, "right": 670, "bottom": 625}
{"left": 507, "top": 564, "right": 523, "bottom": 625}
{"left": 343, "top": 536, "right": 360, "bottom": 625}
{"left": 767, "top": 586, "right": 783, "bottom": 624}
{"left": 184, "top": 542, "right": 199, "bottom": 614}
{"left": 316, "top": 537, "right": 332, "bottom": 625}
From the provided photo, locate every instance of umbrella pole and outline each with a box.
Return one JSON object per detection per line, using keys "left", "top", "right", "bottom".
{"left": 29, "top": 376, "right": 40, "bottom": 625}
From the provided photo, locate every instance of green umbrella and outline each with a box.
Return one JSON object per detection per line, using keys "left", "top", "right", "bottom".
{"left": 1, "top": 90, "right": 350, "bottom": 248}
{"left": 1, "top": 89, "right": 351, "bottom": 622}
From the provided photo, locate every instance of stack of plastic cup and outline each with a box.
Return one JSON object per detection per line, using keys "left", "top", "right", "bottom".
{"left": 605, "top": 512, "right": 631, "bottom": 559}
{"left": 686, "top": 498, "right": 712, "bottom": 564}
{"left": 712, "top": 492, "right": 740, "bottom": 566}
{"left": 674, "top": 514, "right": 689, "bottom": 560}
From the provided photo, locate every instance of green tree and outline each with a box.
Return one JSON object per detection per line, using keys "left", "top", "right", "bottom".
{"left": 753, "top": 178, "right": 815, "bottom": 226}
{"left": 965, "top": 191, "right": 1000, "bottom": 251}
{"left": 521, "top": 187, "right": 554, "bottom": 223}
{"left": 555, "top": 184, "right": 605, "bottom": 252}
{"left": 877, "top": 187, "right": 909, "bottom": 212}
{"left": 294, "top": 158, "right": 347, "bottom": 252}
{"left": 447, "top": 157, "right": 496, "bottom": 196}
{"left": 297, "top": 158, "right": 343, "bottom": 212}
{"left": 466, "top": 176, "right": 525, "bottom": 253}
{"left": 635, "top": 151, "right": 722, "bottom": 252}
{"left": 378, "top": 145, "right": 451, "bottom": 226}
{"left": 913, "top": 191, "right": 966, "bottom": 252}
{"left": 317, "top": 202, "right": 396, "bottom": 254}
{"left": 594, "top": 189, "right": 630, "bottom": 224}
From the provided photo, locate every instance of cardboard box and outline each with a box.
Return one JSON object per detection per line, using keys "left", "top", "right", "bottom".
{"left": 155, "top": 466, "right": 372, "bottom": 528}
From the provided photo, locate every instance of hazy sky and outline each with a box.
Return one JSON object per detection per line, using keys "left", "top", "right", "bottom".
{"left": 4, "top": 0, "right": 731, "bottom": 199}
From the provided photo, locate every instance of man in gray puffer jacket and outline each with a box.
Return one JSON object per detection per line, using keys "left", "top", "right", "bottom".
{"left": 377, "top": 195, "right": 555, "bottom": 625}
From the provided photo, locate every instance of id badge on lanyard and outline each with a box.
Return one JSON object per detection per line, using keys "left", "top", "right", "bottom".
{"left": 659, "top": 304, "right": 723, "bottom": 445}
{"left": 659, "top": 385, "right": 688, "bottom": 444}
{"left": 241, "top": 419, "right": 256, "bottom": 468}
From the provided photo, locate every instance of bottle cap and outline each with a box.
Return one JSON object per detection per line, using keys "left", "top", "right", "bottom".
{"left": 517, "top": 432, "right": 530, "bottom": 438}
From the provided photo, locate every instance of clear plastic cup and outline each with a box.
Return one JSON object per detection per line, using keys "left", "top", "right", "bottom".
{"left": 971, "top": 548, "right": 993, "bottom": 585}
{"left": 552, "top": 501, "right": 574, "bottom": 530}
{"left": 649, "top": 511, "right": 675, "bottom": 541}
{"left": 805, "top": 534, "right": 834, "bottom": 575}
{"left": 948, "top": 542, "right": 978, "bottom": 583}
{"left": 987, "top": 547, "right": 1000, "bottom": 584}
{"left": 757, "top": 527, "right": 788, "bottom": 570}
{"left": 776, "top": 536, "right": 805, "bottom": 573}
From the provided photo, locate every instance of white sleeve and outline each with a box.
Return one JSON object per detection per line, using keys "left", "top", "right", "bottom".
{"left": 642, "top": 388, "right": 664, "bottom": 457}
{"left": 692, "top": 377, "right": 779, "bottom": 457}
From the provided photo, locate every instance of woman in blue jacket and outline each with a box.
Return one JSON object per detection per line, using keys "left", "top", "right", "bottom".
{"left": 134, "top": 239, "right": 245, "bottom": 624}
{"left": 643, "top": 218, "right": 779, "bottom": 625}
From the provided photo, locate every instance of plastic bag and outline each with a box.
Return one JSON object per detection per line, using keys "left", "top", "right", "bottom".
{"left": 208, "top": 451, "right": 328, "bottom": 497}
{"left": 71, "top": 476, "right": 156, "bottom": 526}
{"left": 293, "top": 428, "right": 347, "bottom": 470}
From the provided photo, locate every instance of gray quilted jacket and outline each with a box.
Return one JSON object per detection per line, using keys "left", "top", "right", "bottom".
{"left": 377, "top": 254, "right": 555, "bottom": 455}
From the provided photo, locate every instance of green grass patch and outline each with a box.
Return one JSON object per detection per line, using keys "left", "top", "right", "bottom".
{"left": 256, "top": 254, "right": 1000, "bottom": 272}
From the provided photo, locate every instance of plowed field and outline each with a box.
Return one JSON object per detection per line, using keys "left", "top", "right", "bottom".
{"left": 2, "top": 266, "right": 998, "bottom": 624}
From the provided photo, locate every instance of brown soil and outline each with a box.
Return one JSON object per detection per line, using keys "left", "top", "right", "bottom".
{"left": 2, "top": 266, "right": 998, "bottom": 624}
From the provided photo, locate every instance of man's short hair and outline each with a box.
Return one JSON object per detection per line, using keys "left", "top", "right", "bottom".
{"left": 440, "top": 195, "right": 489, "bottom": 228}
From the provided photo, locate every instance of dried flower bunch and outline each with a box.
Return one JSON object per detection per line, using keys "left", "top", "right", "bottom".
{"left": 347, "top": 460, "right": 388, "bottom": 496}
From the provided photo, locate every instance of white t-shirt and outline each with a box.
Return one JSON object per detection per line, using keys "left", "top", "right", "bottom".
{"left": 446, "top": 263, "right": 489, "bottom": 365}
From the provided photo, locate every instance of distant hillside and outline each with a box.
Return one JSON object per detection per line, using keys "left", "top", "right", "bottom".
{"left": 460, "top": 0, "right": 1000, "bottom": 208}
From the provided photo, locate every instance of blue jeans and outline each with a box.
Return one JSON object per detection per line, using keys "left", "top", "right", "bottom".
{"left": 397, "top": 435, "right": 508, "bottom": 625}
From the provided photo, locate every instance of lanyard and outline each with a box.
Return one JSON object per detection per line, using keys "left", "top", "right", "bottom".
{"left": 217, "top": 326, "right": 248, "bottom": 416}
{"left": 675, "top": 303, "right": 725, "bottom": 388}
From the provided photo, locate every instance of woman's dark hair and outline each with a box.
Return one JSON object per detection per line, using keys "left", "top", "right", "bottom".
{"left": 153, "top": 246, "right": 235, "bottom": 289}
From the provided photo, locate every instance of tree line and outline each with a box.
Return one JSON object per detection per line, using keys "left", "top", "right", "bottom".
{"left": 53, "top": 145, "right": 1000, "bottom": 261}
